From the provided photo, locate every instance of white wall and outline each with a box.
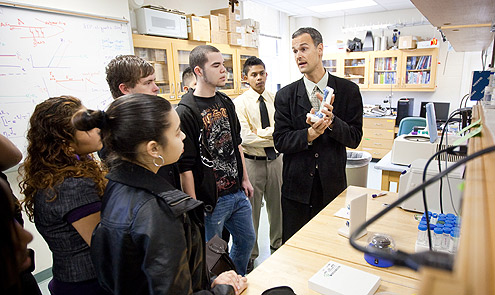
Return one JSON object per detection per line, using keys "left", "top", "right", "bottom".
{"left": 4, "top": 0, "right": 130, "bottom": 275}
{"left": 242, "top": 1, "right": 291, "bottom": 92}
{"left": 289, "top": 8, "right": 487, "bottom": 115}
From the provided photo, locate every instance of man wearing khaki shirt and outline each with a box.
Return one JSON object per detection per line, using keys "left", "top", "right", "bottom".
{"left": 234, "top": 56, "right": 282, "bottom": 273}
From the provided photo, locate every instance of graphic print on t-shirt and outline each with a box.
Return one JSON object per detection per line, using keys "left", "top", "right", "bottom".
{"left": 201, "top": 102, "right": 238, "bottom": 195}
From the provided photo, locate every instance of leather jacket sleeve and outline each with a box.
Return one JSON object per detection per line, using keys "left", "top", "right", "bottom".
{"left": 132, "top": 197, "right": 234, "bottom": 295}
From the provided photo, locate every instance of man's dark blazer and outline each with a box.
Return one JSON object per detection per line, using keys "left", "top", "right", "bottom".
{"left": 273, "top": 72, "right": 363, "bottom": 205}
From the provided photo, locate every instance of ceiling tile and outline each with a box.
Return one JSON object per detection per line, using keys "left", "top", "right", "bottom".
{"left": 247, "top": 0, "right": 416, "bottom": 18}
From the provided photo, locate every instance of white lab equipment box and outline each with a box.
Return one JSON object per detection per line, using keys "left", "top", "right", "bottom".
{"left": 136, "top": 8, "right": 188, "bottom": 39}
{"left": 391, "top": 134, "right": 464, "bottom": 166}
{"left": 398, "top": 158, "right": 464, "bottom": 214}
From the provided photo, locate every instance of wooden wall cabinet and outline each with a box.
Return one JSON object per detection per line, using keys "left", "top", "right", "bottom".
{"left": 322, "top": 55, "right": 343, "bottom": 77}
{"left": 399, "top": 48, "right": 438, "bottom": 90}
{"left": 323, "top": 48, "right": 439, "bottom": 91}
{"left": 369, "top": 50, "right": 402, "bottom": 90}
{"left": 237, "top": 47, "right": 260, "bottom": 94}
{"left": 206, "top": 43, "right": 237, "bottom": 97}
{"left": 133, "top": 35, "right": 177, "bottom": 101}
{"left": 133, "top": 34, "right": 259, "bottom": 104}
{"left": 341, "top": 52, "right": 370, "bottom": 89}
{"left": 169, "top": 39, "right": 205, "bottom": 101}
{"left": 369, "top": 48, "right": 438, "bottom": 90}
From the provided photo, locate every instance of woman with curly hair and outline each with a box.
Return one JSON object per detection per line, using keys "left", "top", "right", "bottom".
{"left": 20, "top": 96, "right": 109, "bottom": 295}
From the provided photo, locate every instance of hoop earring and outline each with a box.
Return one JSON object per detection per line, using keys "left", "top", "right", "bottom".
{"left": 153, "top": 155, "right": 165, "bottom": 167}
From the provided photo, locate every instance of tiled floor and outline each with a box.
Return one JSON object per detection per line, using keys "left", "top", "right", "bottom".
{"left": 38, "top": 279, "right": 49, "bottom": 294}
{"left": 37, "top": 161, "right": 386, "bottom": 293}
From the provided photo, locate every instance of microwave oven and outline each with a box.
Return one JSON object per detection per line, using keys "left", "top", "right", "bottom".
{"left": 136, "top": 8, "right": 188, "bottom": 39}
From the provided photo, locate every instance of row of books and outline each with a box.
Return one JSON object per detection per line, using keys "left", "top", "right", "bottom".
{"left": 406, "top": 71, "right": 431, "bottom": 84}
{"left": 407, "top": 55, "right": 431, "bottom": 70}
{"left": 374, "top": 58, "right": 397, "bottom": 71}
{"left": 373, "top": 72, "right": 397, "bottom": 84}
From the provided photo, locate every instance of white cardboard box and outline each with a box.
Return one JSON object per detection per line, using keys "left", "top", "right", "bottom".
{"left": 308, "top": 260, "right": 380, "bottom": 295}
{"left": 417, "top": 40, "right": 439, "bottom": 49}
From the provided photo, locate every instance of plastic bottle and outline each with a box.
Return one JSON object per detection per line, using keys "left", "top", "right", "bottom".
{"left": 417, "top": 223, "right": 427, "bottom": 246}
{"left": 431, "top": 213, "right": 438, "bottom": 223}
{"left": 307, "top": 86, "right": 334, "bottom": 122}
{"left": 433, "top": 226, "right": 444, "bottom": 251}
{"left": 449, "top": 228, "right": 460, "bottom": 254}
{"left": 425, "top": 223, "right": 435, "bottom": 247}
{"left": 441, "top": 227, "right": 451, "bottom": 251}
{"left": 443, "top": 223, "right": 453, "bottom": 231}
{"left": 428, "top": 223, "right": 436, "bottom": 239}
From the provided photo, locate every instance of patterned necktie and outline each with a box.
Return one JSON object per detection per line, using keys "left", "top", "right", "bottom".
{"left": 309, "top": 85, "right": 322, "bottom": 111}
{"left": 258, "top": 96, "right": 277, "bottom": 160}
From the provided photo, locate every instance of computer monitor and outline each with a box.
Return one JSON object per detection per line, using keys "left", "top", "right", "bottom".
{"left": 419, "top": 102, "right": 450, "bottom": 123}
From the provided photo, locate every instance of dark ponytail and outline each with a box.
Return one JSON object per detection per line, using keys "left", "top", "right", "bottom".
{"left": 73, "top": 93, "right": 173, "bottom": 166}
{"left": 72, "top": 109, "right": 107, "bottom": 131}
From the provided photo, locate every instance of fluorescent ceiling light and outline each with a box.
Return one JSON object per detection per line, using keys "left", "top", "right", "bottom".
{"left": 308, "top": 0, "right": 378, "bottom": 12}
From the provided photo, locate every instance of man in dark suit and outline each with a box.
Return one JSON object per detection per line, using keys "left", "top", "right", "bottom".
{"left": 274, "top": 27, "right": 363, "bottom": 242}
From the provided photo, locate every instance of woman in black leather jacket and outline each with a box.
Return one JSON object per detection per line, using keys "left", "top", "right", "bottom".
{"left": 73, "top": 93, "right": 247, "bottom": 295}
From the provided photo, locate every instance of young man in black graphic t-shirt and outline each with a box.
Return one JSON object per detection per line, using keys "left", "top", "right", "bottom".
{"left": 176, "top": 45, "right": 255, "bottom": 276}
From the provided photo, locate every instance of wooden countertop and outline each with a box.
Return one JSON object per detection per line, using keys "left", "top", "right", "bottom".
{"left": 243, "top": 186, "right": 421, "bottom": 294}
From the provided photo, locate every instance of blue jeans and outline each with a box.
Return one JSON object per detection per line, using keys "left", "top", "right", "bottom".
{"left": 205, "top": 190, "right": 256, "bottom": 275}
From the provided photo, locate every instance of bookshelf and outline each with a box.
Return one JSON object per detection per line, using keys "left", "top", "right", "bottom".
{"left": 323, "top": 48, "right": 438, "bottom": 91}
{"left": 400, "top": 48, "right": 438, "bottom": 90}
{"left": 369, "top": 50, "right": 402, "bottom": 89}
{"left": 342, "top": 52, "right": 369, "bottom": 89}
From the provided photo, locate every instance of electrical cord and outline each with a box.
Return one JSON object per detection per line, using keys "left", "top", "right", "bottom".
{"left": 443, "top": 129, "right": 457, "bottom": 216}
{"left": 349, "top": 145, "right": 495, "bottom": 271}
{"left": 431, "top": 109, "right": 462, "bottom": 215}
{"left": 463, "top": 93, "right": 470, "bottom": 109}
{"left": 459, "top": 93, "right": 470, "bottom": 110}
{"left": 430, "top": 108, "right": 470, "bottom": 215}
{"left": 482, "top": 50, "right": 487, "bottom": 70}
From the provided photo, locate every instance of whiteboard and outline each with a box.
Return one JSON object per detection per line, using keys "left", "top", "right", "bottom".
{"left": 0, "top": 4, "right": 131, "bottom": 155}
